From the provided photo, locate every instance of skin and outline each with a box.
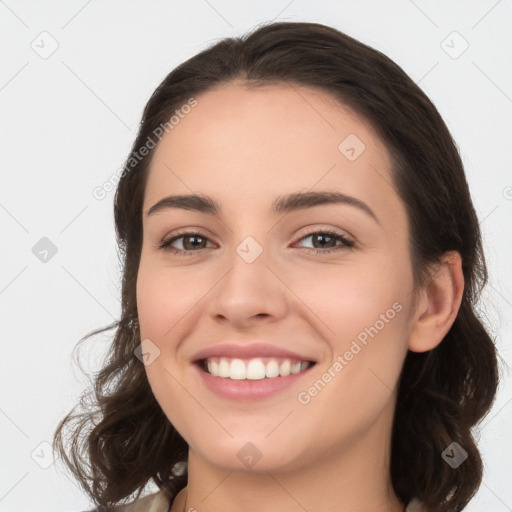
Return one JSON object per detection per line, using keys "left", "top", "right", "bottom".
{"left": 136, "top": 82, "right": 464, "bottom": 512}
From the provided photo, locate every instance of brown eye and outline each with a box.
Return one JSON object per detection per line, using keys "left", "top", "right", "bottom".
{"left": 159, "top": 231, "right": 214, "bottom": 255}
{"left": 295, "top": 230, "right": 355, "bottom": 254}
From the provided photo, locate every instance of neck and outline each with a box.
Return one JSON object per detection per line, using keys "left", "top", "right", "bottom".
{"left": 171, "top": 404, "right": 404, "bottom": 512}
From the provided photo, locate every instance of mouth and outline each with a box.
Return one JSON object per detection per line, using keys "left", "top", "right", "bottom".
{"left": 196, "top": 357, "right": 316, "bottom": 380}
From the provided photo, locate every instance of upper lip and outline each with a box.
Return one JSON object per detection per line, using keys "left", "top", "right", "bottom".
{"left": 191, "top": 343, "right": 317, "bottom": 363}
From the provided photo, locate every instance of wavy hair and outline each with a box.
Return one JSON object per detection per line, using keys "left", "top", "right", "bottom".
{"left": 53, "top": 21, "right": 500, "bottom": 511}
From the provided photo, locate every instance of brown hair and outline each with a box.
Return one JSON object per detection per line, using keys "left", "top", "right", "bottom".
{"left": 53, "top": 21, "right": 499, "bottom": 511}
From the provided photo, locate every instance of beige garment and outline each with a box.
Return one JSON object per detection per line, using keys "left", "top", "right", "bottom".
{"left": 114, "top": 490, "right": 170, "bottom": 512}
{"left": 405, "top": 497, "right": 427, "bottom": 511}
{"left": 114, "top": 489, "right": 426, "bottom": 512}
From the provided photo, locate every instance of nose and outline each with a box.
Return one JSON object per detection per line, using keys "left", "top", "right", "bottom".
{"left": 206, "top": 243, "right": 289, "bottom": 330}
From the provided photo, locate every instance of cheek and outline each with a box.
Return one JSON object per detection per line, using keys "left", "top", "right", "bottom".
{"left": 289, "top": 256, "right": 411, "bottom": 399}
{"left": 136, "top": 255, "right": 207, "bottom": 342}
{"left": 288, "top": 255, "right": 411, "bottom": 342}
{"left": 136, "top": 257, "right": 206, "bottom": 440}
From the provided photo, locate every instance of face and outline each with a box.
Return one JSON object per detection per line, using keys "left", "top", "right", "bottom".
{"left": 136, "top": 82, "right": 416, "bottom": 473}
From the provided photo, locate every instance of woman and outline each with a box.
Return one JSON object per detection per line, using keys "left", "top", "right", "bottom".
{"left": 53, "top": 21, "right": 499, "bottom": 512}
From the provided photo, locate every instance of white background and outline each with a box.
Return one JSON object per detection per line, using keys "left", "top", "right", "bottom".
{"left": 0, "top": 1, "right": 511, "bottom": 511}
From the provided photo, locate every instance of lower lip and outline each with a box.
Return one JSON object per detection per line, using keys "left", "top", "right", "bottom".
{"left": 194, "top": 363, "right": 315, "bottom": 401}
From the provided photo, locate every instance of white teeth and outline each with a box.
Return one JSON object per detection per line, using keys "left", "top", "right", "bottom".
{"left": 230, "top": 359, "right": 246, "bottom": 380}
{"left": 246, "top": 359, "right": 266, "bottom": 380}
{"left": 218, "top": 359, "right": 230, "bottom": 377}
{"left": 291, "top": 361, "right": 302, "bottom": 374}
{"left": 204, "top": 357, "right": 312, "bottom": 380}
{"left": 279, "top": 360, "right": 291, "bottom": 376}
{"left": 265, "top": 360, "right": 280, "bottom": 378}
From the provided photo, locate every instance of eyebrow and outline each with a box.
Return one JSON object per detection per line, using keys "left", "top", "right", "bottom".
{"left": 146, "top": 191, "right": 379, "bottom": 224}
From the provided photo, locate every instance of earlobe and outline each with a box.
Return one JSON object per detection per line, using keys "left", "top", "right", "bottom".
{"left": 408, "top": 251, "right": 465, "bottom": 353}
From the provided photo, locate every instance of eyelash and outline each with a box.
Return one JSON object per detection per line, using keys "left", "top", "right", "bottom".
{"left": 158, "top": 228, "right": 355, "bottom": 257}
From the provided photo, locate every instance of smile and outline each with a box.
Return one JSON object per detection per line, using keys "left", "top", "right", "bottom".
{"left": 195, "top": 357, "right": 317, "bottom": 401}
{"left": 200, "top": 357, "right": 315, "bottom": 380}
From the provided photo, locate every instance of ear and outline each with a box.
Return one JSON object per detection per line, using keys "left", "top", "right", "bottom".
{"left": 408, "top": 251, "right": 465, "bottom": 353}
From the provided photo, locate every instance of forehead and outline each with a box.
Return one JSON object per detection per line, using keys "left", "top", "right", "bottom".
{"left": 143, "top": 82, "right": 401, "bottom": 225}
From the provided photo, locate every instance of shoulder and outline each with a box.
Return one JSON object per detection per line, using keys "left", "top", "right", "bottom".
{"left": 82, "top": 490, "right": 171, "bottom": 512}
{"left": 116, "top": 491, "right": 170, "bottom": 512}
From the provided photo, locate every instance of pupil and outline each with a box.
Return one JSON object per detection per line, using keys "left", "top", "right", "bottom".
{"left": 315, "top": 234, "right": 334, "bottom": 248}
{"left": 185, "top": 235, "right": 204, "bottom": 250}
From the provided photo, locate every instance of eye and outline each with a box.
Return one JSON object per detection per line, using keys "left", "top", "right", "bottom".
{"left": 158, "top": 228, "right": 355, "bottom": 256}
{"left": 158, "top": 230, "right": 214, "bottom": 256}
{"left": 293, "top": 228, "right": 355, "bottom": 254}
